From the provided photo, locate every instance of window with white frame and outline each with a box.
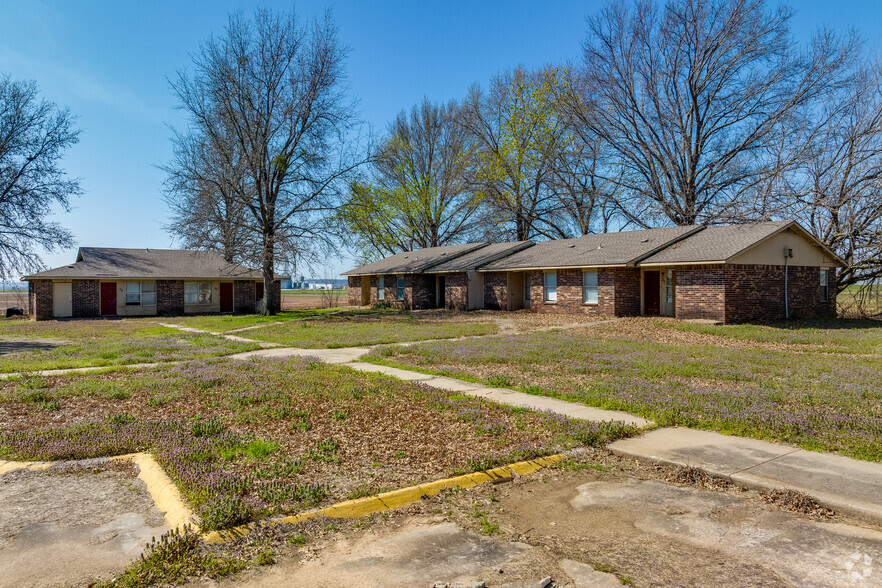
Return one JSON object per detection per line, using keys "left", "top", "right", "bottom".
{"left": 125, "top": 281, "right": 156, "bottom": 306}
{"left": 185, "top": 282, "right": 213, "bottom": 305}
{"left": 666, "top": 269, "right": 674, "bottom": 304}
{"left": 396, "top": 276, "right": 405, "bottom": 300}
{"left": 378, "top": 276, "right": 385, "bottom": 300}
{"left": 544, "top": 271, "right": 557, "bottom": 302}
{"left": 820, "top": 269, "right": 829, "bottom": 302}
{"left": 582, "top": 270, "right": 598, "bottom": 304}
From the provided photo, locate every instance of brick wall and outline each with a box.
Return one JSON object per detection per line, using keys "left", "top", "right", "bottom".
{"left": 407, "top": 274, "right": 436, "bottom": 309}
{"left": 234, "top": 280, "right": 256, "bottom": 313}
{"left": 483, "top": 271, "right": 508, "bottom": 311}
{"left": 445, "top": 272, "right": 468, "bottom": 311}
{"left": 72, "top": 280, "right": 100, "bottom": 318}
{"left": 157, "top": 280, "right": 185, "bottom": 316}
{"left": 673, "top": 265, "right": 726, "bottom": 321}
{"left": 612, "top": 268, "right": 641, "bottom": 317}
{"left": 348, "top": 276, "right": 362, "bottom": 306}
{"left": 29, "top": 280, "right": 53, "bottom": 321}
{"left": 724, "top": 264, "right": 836, "bottom": 323}
{"left": 529, "top": 268, "right": 618, "bottom": 316}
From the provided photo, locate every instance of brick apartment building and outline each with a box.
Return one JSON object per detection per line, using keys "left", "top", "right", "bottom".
{"left": 24, "top": 248, "right": 284, "bottom": 320}
{"left": 343, "top": 221, "right": 841, "bottom": 324}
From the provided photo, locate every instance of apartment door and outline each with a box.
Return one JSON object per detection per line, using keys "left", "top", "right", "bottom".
{"left": 220, "top": 283, "right": 233, "bottom": 312}
{"left": 53, "top": 282, "right": 72, "bottom": 318}
{"left": 100, "top": 282, "right": 116, "bottom": 316}
{"left": 437, "top": 275, "right": 446, "bottom": 308}
{"left": 507, "top": 272, "right": 524, "bottom": 311}
{"left": 361, "top": 276, "right": 370, "bottom": 305}
{"left": 644, "top": 271, "right": 660, "bottom": 316}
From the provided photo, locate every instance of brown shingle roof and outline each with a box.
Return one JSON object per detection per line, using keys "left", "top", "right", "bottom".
{"left": 427, "top": 241, "right": 534, "bottom": 273}
{"left": 341, "top": 243, "right": 490, "bottom": 276}
{"left": 483, "top": 226, "right": 701, "bottom": 270}
{"left": 23, "top": 248, "right": 283, "bottom": 281}
{"left": 639, "top": 221, "right": 794, "bottom": 264}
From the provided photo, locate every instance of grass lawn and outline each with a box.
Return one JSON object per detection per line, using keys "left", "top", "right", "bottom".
{"left": 663, "top": 318, "right": 882, "bottom": 354}
{"left": 169, "top": 308, "right": 348, "bottom": 332}
{"left": 0, "top": 319, "right": 260, "bottom": 372}
{"left": 0, "top": 357, "right": 636, "bottom": 531}
{"left": 241, "top": 313, "right": 500, "bottom": 348}
{"left": 365, "top": 320, "right": 882, "bottom": 462}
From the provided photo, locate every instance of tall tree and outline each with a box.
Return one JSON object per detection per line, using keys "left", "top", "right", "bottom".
{"left": 169, "top": 8, "right": 359, "bottom": 314}
{"left": 775, "top": 60, "right": 882, "bottom": 294}
{"left": 340, "top": 98, "right": 479, "bottom": 261}
{"left": 0, "top": 75, "right": 81, "bottom": 280}
{"left": 161, "top": 124, "right": 258, "bottom": 265}
{"left": 461, "top": 67, "right": 570, "bottom": 241}
{"left": 581, "top": 0, "right": 851, "bottom": 226}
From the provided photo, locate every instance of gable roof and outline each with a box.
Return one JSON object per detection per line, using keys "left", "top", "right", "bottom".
{"left": 639, "top": 220, "right": 844, "bottom": 265}
{"left": 23, "top": 248, "right": 283, "bottom": 281}
{"left": 341, "top": 242, "right": 490, "bottom": 276}
{"left": 483, "top": 226, "right": 701, "bottom": 271}
{"left": 428, "top": 241, "right": 534, "bottom": 273}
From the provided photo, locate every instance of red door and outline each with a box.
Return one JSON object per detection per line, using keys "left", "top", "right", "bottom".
{"left": 644, "top": 271, "right": 660, "bottom": 316}
{"left": 100, "top": 282, "right": 116, "bottom": 316}
{"left": 220, "top": 283, "right": 233, "bottom": 312}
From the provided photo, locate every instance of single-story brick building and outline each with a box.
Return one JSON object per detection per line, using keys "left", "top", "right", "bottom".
{"left": 343, "top": 221, "right": 841, "bottom": 323}
{"left": 23, "top": 248, "right": 284, "bottom": 320}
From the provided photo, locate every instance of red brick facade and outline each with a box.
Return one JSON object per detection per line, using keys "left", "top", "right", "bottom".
{"left": 347, "top": 276, "right": 362, "bottom": 306}
{"left": 526, "top": 267, "right": 641, "bottom": 317}
{"left": 156, "top": 280, "right": 185, "bottom": 316}
{"left": 72, "top": 280, "right": 100, "bottom": 317}
{"left": 444, "top": 272, "right": 469, "bottom": 311}
{"left": 483, "top": 271, "right": 508, "bottom": 310}
{"left": 672, "top": 265, "right": 726, "bottom": 321}
{"left": 28, "top": 280, "right": 53, "bottom": 321}
{"left": 724, "top": 264, "right": 835, "bottom": 323}
{"left": 234, "top": 280, "right": 256, "bottom": 313}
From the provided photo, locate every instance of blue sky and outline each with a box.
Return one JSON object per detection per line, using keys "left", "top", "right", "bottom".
{"left": 2, "top": 1, "right": 880, "bottom": 277}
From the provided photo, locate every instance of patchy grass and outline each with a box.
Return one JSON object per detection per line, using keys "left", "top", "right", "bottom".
{"left": 0, "top": 319, "right": 259, "bottom": 372}
{"left": 366, "top": 327, "right": 882, "bottom": 462}
{"left": 663, "top": 318, "right": 882, "bottom": 355}
{"left": 0, "top": 357, "right": 636, "bottom": 531}
{"left": 242, "top": 314, "right": 499, "bottom": 348}
{"left": 169, "top": 308, "right": 347, "bottom": 332}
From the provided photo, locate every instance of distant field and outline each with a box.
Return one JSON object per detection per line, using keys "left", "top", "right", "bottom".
{"left": 838, "top": 285, "right": 881, "bottom": 318}
{"left": 281, "top": 288, "right": 348, "bottom": 309}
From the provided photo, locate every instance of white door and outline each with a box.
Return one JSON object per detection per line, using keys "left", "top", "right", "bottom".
{"left": 53, "top": 282, "right": 72, "bottom": 317}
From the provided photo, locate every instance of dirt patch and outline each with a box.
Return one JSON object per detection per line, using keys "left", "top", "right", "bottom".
{"left": 0, "top": 460, "right": 168, "bottom": 587}
{"left": 0, "top": 339, "right": 65, "bottom": 356}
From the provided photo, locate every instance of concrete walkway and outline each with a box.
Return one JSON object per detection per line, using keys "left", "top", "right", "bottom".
{"left": 610, "top": 428, "right": 882, "bottom": 524}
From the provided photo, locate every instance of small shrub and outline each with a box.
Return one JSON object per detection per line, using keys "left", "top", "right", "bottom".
{"left": 106, "top": 412, "right": 137, "bottom": 426}
{"left": 255, "top": 548, "right": 275, "bottom": 566}
{"left": 286, "top": 533, "right": 307, "bottom": 546}
{"left": 394, "top": 451, "right": 408, "bottom": 459}
{"left": 38, "top": 400, "right": 60, "bottom": 412}
{"left": 244, "top": 440, "right": 278, "bottom": 461}
{"left": 18, "top": 388, "right": 53, "bottom": 404}
{"left": 198, "top": 495, "right": 263, "bottom": 531}
{"left": 486, "top": 375, "right": 511, "bottom": 387}
{"left": 191, "top": 417, "right": 225, "bottom": 438}
{"left": 330, "top": 410, "right": 347, "bottom": 422}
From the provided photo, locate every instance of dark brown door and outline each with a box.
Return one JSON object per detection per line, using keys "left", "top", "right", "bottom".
{"left": 100, "top": 282, "right": 116, "bottom": 316}
{"left": 644, "top": 271, "right": 660, "bottom": 316}
{"left": 220, "top": 283, "right": 233, "bottom": 312}
{"left": 255, "top": 281, "right": 264, "bottom": 303}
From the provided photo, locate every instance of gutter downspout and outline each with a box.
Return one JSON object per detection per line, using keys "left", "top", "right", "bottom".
{"left": 784, "top": 256, "right": 789, "bottom": 319}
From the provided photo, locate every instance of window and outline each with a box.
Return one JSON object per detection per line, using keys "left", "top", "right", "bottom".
{"left": 665, "top": 269, "right": 674, "bottom": 304}
{"left": 582, "top": 270, "right": 598, "bottom": 304}
{"left": 820, "top": 269, "right": 829, "bottom": 302}
{"left": 544, "top": 271, "right": 557, "bottom": 302}
{"left": 185, "top": 282, "right": 213, "bottom": 305}
{"left": 396, "top": 276, "right": 404, "bottom": 300}
{"left": 378, "top": 277, "right": 385, "bottom": 300}
{"left": 524, "top": 274, "right": 530, "bottom": 301}
{"left": 125, "top": 282, "right": 156, "bottom": 306}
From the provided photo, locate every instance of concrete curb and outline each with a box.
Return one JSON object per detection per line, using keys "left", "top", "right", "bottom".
{"left": 203, "top": 454, "right": 566, "bottom": 544}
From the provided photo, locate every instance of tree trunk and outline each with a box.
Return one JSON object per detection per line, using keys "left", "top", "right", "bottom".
{"left": 260, "top": 228, "right": 277, "bottom": 316}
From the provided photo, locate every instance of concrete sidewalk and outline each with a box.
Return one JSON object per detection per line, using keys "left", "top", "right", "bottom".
{"left": 610, "top": 428, "right": 882, "bottom": 525}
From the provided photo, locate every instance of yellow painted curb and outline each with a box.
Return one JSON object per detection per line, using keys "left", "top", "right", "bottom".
{"left": 111, "top": 453, "right": 194, "bottom": 531}
{"left": 0, "top": 459, "right": 54, "bottom": 475}
{"left": 203, "top": 454, "right": 566, "bottom": 544}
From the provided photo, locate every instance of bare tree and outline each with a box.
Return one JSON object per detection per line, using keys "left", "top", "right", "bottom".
{"left": 0, "top": 75, "right": 81, "bottom": 280}
{"left": 169, "top": 8, "right": 360, "bottom": 315}
{"left": 581, "top": 0, "right": 852, "bottom": 227}
{"left": 776, "top": 60, "right": 882, "bottom": 294}
{"left": 161, "top": 125, "right": 259, "bottom": 265}
{"left": 340, "top": 98, "right": 479, "bottom": 261}
{"left": 461, "top": 67, "right": 571, "bottom": 241}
